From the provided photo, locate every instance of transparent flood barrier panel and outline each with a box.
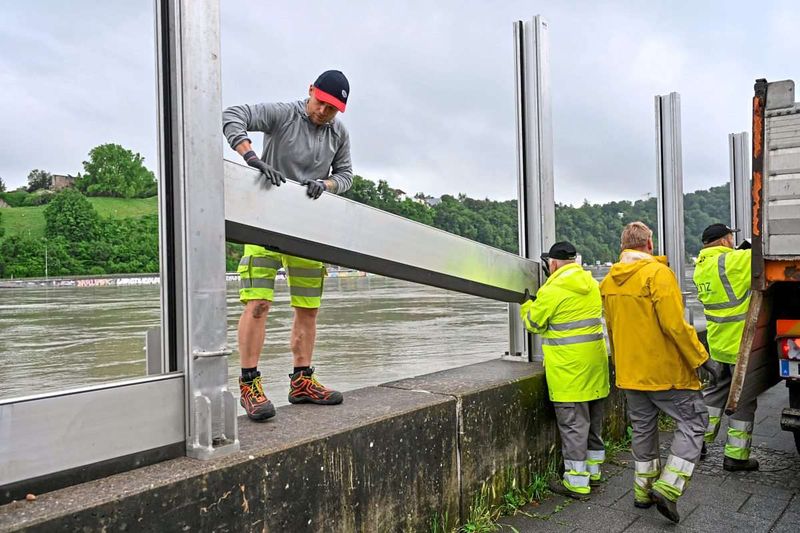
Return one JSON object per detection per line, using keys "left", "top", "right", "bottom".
{"left": 0, "top": 3, "right": 163, "bottom": 399}
{"left": 0, "top": 2, "right": 191, "bottom": 498}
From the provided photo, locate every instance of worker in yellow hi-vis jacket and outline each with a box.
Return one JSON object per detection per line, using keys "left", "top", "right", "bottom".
{"left": 521, "top": 241, "right": 610, "bottom": 500}
{"left": 693, "top": 223, "right": 758, "bottom": 472}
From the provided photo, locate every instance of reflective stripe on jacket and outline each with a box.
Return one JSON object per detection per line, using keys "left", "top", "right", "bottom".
{"left": 520, "top": 263, "right": 610, "bottom": 403}
{"left": 600, "top": 250, "right": 708, "bottom": 391}
{"left": 693, "top": 246, "right": 751, "bottom": 364}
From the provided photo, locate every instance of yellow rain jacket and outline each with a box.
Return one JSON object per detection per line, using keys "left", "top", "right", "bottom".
{"left": 521, "top": 262, "right": 610, "bottom": 402}
{"left": 599, "top": 250, "right": 708, "bottom": 391}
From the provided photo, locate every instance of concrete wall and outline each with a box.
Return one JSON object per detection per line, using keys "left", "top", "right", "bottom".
{"left": 0, "top": 360, "right": 627, "bottom": 532}
{"left": 386, "top": 360, "right": 627, "bottom": 518}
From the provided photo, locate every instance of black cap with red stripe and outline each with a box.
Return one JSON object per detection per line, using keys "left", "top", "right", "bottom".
{"left": 312, "top": 70, "right": 349, "bottom": 112}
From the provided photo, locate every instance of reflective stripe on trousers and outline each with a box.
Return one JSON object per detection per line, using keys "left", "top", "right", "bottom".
{"left": 705, "top": 406, "right": 722, "bottom": 442}
{"left": 240, "top": 256, "right": 282, "bottom": 270}
{"left": 563, "top": 460, "right": 590, "bottom": 494}
{"left": 287, "top": 266, "right": 324, "bottom": 278}
{"left": 240, "top": 277, "right": 276, "bottom": 289}
{"left": 725, "top": 419, "right": 753, "bottom": 460}
{"left": 586, "top": 449, "right": 605, "bottom": 480}
{"left": 652, "top": 455, "right": 695, "bottom": 502}
{"left": 634, "top": 458, "right": 660, "bottom": 503}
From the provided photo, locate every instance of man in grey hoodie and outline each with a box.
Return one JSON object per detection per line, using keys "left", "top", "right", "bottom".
{"left": 222, "top": 70, "right": 352, "bottom": 421}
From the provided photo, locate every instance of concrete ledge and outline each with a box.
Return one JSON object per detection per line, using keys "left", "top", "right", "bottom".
{"left": 0, "top": 387, "right": 459, "bottom": 532}
{"left": 385, "top": 359, "right": 627, "bottom": 518}
{"left": 0, "top": 360, "right": 628, "bottom": 532}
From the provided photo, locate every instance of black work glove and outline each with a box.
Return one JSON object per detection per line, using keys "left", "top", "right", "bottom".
{"left": 306, "top": 179, "right": 327, "bottom": 200}
{"left": 700, "top": 359, "right": 720, "bottom": 388}
{"left": 243, "top": 150, "right": 286, "bottom": 187}
{"left": 522, "top": 288, "right": 536, "bottom": 303}
{"left": 737, "top": 239, "right": 752, "bottom": 250}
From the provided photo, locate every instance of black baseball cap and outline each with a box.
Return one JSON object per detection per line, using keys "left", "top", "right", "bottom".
{"left": 312, "top": 70, "right": 349, "bottom": 112}
{"left": 541, "top": 241, "right": 578, "bottom": 261}
{"left": 701, "top": 223, "right": 739, "bottom": 244}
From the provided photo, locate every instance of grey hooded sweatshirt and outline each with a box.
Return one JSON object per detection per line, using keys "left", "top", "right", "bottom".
{"left": 222, "top": 99, "right": 352, "bottom": 194}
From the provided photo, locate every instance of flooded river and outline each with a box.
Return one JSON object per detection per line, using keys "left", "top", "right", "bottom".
{"left": 0, "top": 271, "right": 703, "bottom": 406}
{"left": 0, "top": 276, "right": 509, "bottom": 405}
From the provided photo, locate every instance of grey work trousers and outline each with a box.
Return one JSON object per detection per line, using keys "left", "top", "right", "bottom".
{"left": 625, "top": 389, "right": 708, "bottom": 464}
{"left": 703, "top": 360, "right": 757, "bottom": 423}
{"left": 553, "top": 399, "right": 606, "bottom": 461}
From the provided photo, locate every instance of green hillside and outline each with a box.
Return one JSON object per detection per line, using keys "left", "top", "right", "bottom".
{"left": 0, "top": 196, "right": 157, "bottom": 239}
{"left": 0, "top": 181, "right": 732, "bottom": 279}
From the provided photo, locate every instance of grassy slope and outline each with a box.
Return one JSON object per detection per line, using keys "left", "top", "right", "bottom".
{"left": 0, "top": 197, "right": 157, "bottom": 239}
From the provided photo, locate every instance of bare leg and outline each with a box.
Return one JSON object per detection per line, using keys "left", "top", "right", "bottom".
{"left": 238, "top": 300, "right": 271, "bottom": 368}
{"left": 291, "top": 307, "right": 319, "bottom": 367}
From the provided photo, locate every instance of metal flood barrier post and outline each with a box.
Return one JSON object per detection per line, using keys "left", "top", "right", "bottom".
{"left": 729, "top": 132, "right": 752, "bottom": 245}
{"left": 156, "top": 0, "right": 238, "bottom": 459}
{"left": 655, "top": 93, "right": 687, "bottom": 287}
{"left": 655, "top": 92, "right": 692, "bottom": 325}
{"left": 509, "top": 16, "right": 556, "bottom": 362}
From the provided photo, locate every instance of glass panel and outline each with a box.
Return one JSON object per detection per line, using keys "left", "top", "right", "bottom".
{"left": 0, "top": 2, "right": 161, "bottom": 399}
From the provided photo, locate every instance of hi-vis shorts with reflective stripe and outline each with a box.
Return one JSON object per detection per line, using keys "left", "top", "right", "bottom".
{"left": 237, "top": 244, "right": 325, "bottom": 308}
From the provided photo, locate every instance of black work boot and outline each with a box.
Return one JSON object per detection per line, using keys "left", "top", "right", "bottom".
{"left": 649, "top": 488, "right": 680, "bottom": 523}
{"left": 723, "top": 456, "right": 759, "bottom": 472}
{"left": 700, "top": 442, "right": 708, "bottom": 461}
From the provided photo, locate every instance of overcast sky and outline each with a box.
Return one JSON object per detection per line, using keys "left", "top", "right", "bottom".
{"left": 1, "top": 1, "right": 798, "bottom": 204}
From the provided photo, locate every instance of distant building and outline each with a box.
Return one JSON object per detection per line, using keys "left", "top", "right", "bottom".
{"left": 393, "top": 189, "right": 407, "bottom": 201}
{"left": 412, "top": 194, "right": 442, "bottom": 208}
{"left": 424, "top": 196, "right": 441, "bottom": 208}
{"left": 51, "top": 174, "right": 76, "bottom": 191}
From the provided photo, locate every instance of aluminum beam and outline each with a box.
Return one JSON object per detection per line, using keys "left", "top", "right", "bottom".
{"left": 156, "top": 0, "right": 238, "bottom": 459}
{"left": 0, "top": 375, "right": 184, "bottom": 488}
{"left": 224, "top": 161, "right": 538, "bottom": 303}
{"left": 729, "top": 132, "right": 752, "bottom": 244}
{"left": 510, "top": 16, "right": 555, "bottom": 361}
{"left": 655, "top": 93, "right": 686, "bottom": 286}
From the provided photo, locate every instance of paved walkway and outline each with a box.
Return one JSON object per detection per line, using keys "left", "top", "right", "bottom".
{"left": 499, "top": 383, "right": 800, "bottom": 532}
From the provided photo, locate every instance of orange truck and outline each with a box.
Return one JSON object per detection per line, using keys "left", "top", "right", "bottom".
{"left": 730, "top": 78, "right": 800, "bottom": 454}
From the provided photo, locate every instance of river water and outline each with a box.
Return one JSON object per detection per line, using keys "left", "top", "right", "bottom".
{"left": 0, "top": 270, "right": 703, "bottom": 406}
{"left": 0, "top": 276, "right": 508, "bottom": 405}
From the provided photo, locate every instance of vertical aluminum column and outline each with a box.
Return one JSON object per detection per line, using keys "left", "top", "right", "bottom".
{"left": 510, "top": 16, "right": 555, "bottom": 362}
{"left": 156, "top": 0, "right": 239, "bottom": 459}
{"left": 654, "top": 93, "right": 686, "bottom": 287}
{"left": 729, "top": 132, "right": 752, "bottom": 244}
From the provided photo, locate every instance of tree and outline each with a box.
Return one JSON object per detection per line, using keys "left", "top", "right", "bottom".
{"left": 342, "top": 175, "right": 380, "bottom": 206}
{"left": 77, "top": 143, "right": 157, "bottom": 198}
{"left": 44, "top": 189, "right": 100, "bottom": 243}
{"left": 27, "top": 169, "right": 52, "bottom": 192}
{"left": 0, "top": 175, "right": 6, "bottom": 192}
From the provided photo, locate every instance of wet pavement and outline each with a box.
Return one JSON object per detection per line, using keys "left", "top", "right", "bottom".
{"left": 500, "top": 382, "right": 800, "bottom": 532}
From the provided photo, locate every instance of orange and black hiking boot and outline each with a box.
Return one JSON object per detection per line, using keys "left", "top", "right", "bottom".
{"left": 288, "top": 367, "right": 343, "bottom": 405}
{"left": 239, "top": 372, "right": 276, "bottom": 421}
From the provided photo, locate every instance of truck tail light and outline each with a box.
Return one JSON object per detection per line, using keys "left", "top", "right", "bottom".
{"left": 778, "top": 337, "right": 800, "bottom": 360}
